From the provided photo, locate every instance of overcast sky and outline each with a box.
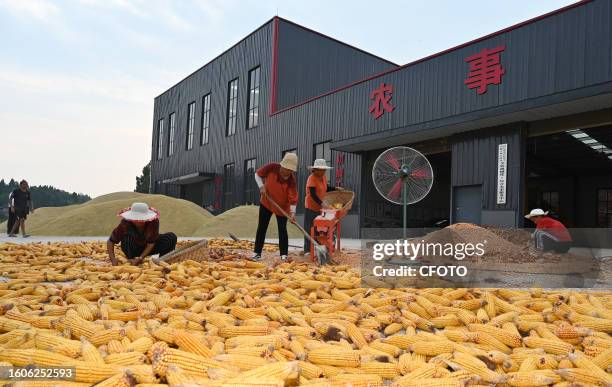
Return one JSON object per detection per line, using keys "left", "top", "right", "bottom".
{"left": 0, "top": 0, "right": 577, "bottom": 197}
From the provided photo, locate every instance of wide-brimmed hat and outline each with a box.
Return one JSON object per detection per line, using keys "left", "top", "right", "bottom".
{"left": 307, "top": 158, "right": 333, "bottom": 170}
{"left": 525, "top": 208, "right": 548, "bottom": 219}
{"left": 118, "top": 202, "right": 159, "bottom": 222}
{"left": 280, "top": 152, "right": 298, "bottom": 172}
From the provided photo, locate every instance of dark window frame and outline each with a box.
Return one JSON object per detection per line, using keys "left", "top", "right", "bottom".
{"left": 246, "top": 66, "right": 260, "bottom": 130}
{"left": 167, "top": 112, "right": 176, "bottom": 156}
{"left": 201, "top": 93, "right": 211, "bottom": 145}
{"left": 313, "top": 141, "right": 332, "bottom": 183}
{"left": 597, "top": 188, "right": 612, "bottom": 227}
{"left": 223, "top": 162, "right": 235, "bottom": 209}
{"left": 282, "top": 148, "right": 297, "bottom": 157}
{"left": 156, "top": 118, "right": 164, "bottom": 160}
{"left": 226, "top": 78, "right": 239, "bottom": 136}
{"left": 539, "top": 191, "right": 559, "bottom": 213}
{"left": 244, "top": 158, "right": 257, "bottom": 205}
{"left": 186, "top": 101, "right": 195, "bottom": 150}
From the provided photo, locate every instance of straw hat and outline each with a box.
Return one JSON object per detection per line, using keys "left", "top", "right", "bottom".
{"left": 280, "top": 152, "right": 298, "bottom": 172}
{"left": 525, "top": 208, "right": 548, "bottom": 219}
{"left": 308, "top": 158, "right": 333, "bottom": 170}
{"left": 118, "top": 202, "right": 159, "bottom": 222}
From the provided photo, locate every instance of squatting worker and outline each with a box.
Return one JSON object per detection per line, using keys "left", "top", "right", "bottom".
{"left": 303, "top": 159, "right": 343, "bottom": 256}
{"left": 107, "top": 202, "right": 177, "bottom": 266}
{"left": 525, "top": 208, "right": 572, "bottom": 253}
{"left": 253, "top": 153, "right": 298, "bottom": 261}
{"left": 8, "top": 180, "right": 34, "bottom": 238}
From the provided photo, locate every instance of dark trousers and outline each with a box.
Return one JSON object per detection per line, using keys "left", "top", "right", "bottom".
{"left": 6, "top": 210, "right": 16, "bottom": 234}
{"left": 255, "top": 205, "right": 288, "bottom": 256}
{"left": 120, "top": 232, "right": 177, "bottom": 259}
{"left": 534, "top": 230, "right": 571, "bottom": 253}
{"left": 303, "top": 208, "right": 319, "bottom": 253}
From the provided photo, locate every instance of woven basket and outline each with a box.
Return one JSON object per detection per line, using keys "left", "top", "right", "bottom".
{"left": 322, "top": 190, "right": 355, "bottom": 212}
{"left": 158, "top": 238, "right": 209, "bottom": 264}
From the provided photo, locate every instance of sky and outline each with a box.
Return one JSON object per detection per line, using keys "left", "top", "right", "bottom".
{"left": 0, "top": 0, "right": 577, "bottom": 197}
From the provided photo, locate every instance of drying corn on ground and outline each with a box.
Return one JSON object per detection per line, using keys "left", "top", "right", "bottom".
{"left": 0, "top": 242, "right": 610, "bottom": 387}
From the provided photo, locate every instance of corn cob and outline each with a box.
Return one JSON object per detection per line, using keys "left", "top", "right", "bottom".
{"left": 105, "top": 352, "right": 146, "bottom": 366}
{"left": 555, "top": 367, "right": 612, "bottom": 385}
{"left": 225, "top": 361, "right": 299, "bottom": 383}
{"left": 307, "top": 347, "right": 360, "bottom": 367}
{"left": 447, "top": 351, "right": 507, "bottom": 384}
{"left": 173, "top": 331, "right": 213, "bottom": 358}
{"left": 523, "top": 336, "right": 574, "bottom": 355}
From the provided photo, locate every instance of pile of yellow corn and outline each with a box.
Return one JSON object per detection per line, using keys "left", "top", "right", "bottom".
{"left": 0, "top": 241, "right": 610, "bottom": 386}
{"left": 207, "top": 238, "right": 277, "bottom": 252}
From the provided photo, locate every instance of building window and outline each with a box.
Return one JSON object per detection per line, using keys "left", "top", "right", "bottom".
{"left": 314, "top": 141, "right": 331, "bottom": 182}
{"left": 156, "top": 119, "right": 164, "bottom": 160}
{"left": 226, "top": 78, "right": 238, "bottom": 136}
{"left": 540, "top": 191, "right": 559, "bottom": 213}
{"left": 223, "top": 163, "right": 235, "bottom": 209}
{"left": 186, "top": 102, "right": 195, "bottom": 150}
{"left": 282, "top": 148, "right": 297, "bottom": 157}
{"left": 246, "top": 67, "right": 260, "bottom": 129}
{"left": 168, "top": 113, "right": 176, "bottom": 156}
{"left": 201, "top": 93, "right": 210, "bottom": 145}
{"left": 244, "top": 158, "right": 257, "bottom": 205}
{"left": 597, "top": 189, "right": 612, "bottom": 227}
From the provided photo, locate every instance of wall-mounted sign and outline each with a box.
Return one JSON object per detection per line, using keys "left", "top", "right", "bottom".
{"left": 465, "top": 45, "right": 506, "bottom": 95}
{"left": 369, "top": 82, "right": 395, "bottom": 119}
{"left": 497, "top": 143, "right": 508, "bottom": 204}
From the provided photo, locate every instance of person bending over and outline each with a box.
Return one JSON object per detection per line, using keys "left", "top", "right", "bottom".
{"left": 253, "top": 153, "right": 298, "bottom": 261}
{"left": 107, "top": 202, "right": 177, "bottom": 265}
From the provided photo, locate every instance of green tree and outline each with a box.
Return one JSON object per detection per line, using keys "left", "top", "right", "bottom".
{"left": 135, "top": 162, "right": 151, "bottom": 193}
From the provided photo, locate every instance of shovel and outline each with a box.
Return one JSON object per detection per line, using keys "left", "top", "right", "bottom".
{"left": 263, "top": 195, "right": 331, "bottom": 265}
{"left": 228, "top": 233, "right": 302, "bottom": 249}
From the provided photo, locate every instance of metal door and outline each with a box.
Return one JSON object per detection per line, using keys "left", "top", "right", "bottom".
{"left": 453, "top": 185, "right": 482, "bottom": 224}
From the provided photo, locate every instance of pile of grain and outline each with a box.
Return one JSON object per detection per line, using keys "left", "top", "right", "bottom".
{"left": 0, "top": 242, "right": 609, "bottom": 386}
{"left": 4, "top": 192, "right": 213, "bottom": 237}
{"left": 194, "top": 205, "right": 303, "bottom": 238}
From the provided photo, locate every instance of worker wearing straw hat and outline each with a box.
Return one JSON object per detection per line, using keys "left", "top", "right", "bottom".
{"left": 525, "top": 208, "right": 572, "bottom": 253}
{"left": 107, "top": 202, "right": 177, "bottom": 265}
{"left": 303, "top": 159, "right": 343, "bottom": 256}
{"left": 253, "top": 153, "right": 299, "bottom": 261}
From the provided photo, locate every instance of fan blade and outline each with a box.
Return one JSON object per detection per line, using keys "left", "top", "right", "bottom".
{"left": 386, "top": 178, "right": 402, "bottom": 201}
{"left": 410, "top": 169, "right": 430, "bottom": 178}
{"left": 385, "top": 152, "right": 400, "bottom": 170}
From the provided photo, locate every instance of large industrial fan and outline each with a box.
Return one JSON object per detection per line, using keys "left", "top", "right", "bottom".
{"left": 372, "top": 146, "right": 434, "bottom": 238}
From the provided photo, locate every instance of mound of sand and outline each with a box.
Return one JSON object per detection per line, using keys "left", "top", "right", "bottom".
{"left": 7, "top": 192, "right": 213, "bottom": 237}
{"left": 194, "top": 205, "right": 303, "bottom": 238}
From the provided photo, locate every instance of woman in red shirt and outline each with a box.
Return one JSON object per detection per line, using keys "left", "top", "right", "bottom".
{"left": 107, "top": 202, "right": 177, "bottom": 265}
{"left": 253, "top": 153, "right": 298, "bottom": 261}
{"left": 303, "top": 159, "right": 342, "bottom": 255}
{"left": 525, "top": 208, "right": 572, "bottom": 253}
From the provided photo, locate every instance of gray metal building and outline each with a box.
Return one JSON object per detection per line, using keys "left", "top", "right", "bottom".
{"left": 151, "top": 0, "right": 612, "bottom": 236}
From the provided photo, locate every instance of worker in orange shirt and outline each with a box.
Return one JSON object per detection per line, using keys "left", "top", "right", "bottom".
{"left": 303, "top": 159, "right": 343, "bottom": 256}
{"left": 253, "top": 153, "right": 299, "bottom": 261}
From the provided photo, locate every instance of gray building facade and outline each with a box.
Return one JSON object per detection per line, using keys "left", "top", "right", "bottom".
{"left": 152, "top": 0, "right": 612, "bottom": 236}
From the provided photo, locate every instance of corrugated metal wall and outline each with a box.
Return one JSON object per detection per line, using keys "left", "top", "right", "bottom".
{"left": 274, "top": 19, "right": 396, "bottom": 111}
{"left": 451, "top": 125, "right": 525, "bottom": 224}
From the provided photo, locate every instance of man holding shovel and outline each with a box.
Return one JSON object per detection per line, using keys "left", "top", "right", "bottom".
{"left": 252, "top": 153, "right": 298, "bottom": 261}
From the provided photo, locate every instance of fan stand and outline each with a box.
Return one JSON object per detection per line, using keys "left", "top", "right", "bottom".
{"left": 399, "top": 164, "right": 411, "bottom": 239}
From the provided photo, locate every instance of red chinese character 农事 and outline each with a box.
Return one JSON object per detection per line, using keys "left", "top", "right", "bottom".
{"left": 464, "top": 46, "right": 506, "bottom": 95}
{"left": 369, "top": 82, "right": 395, "bottom": 119}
